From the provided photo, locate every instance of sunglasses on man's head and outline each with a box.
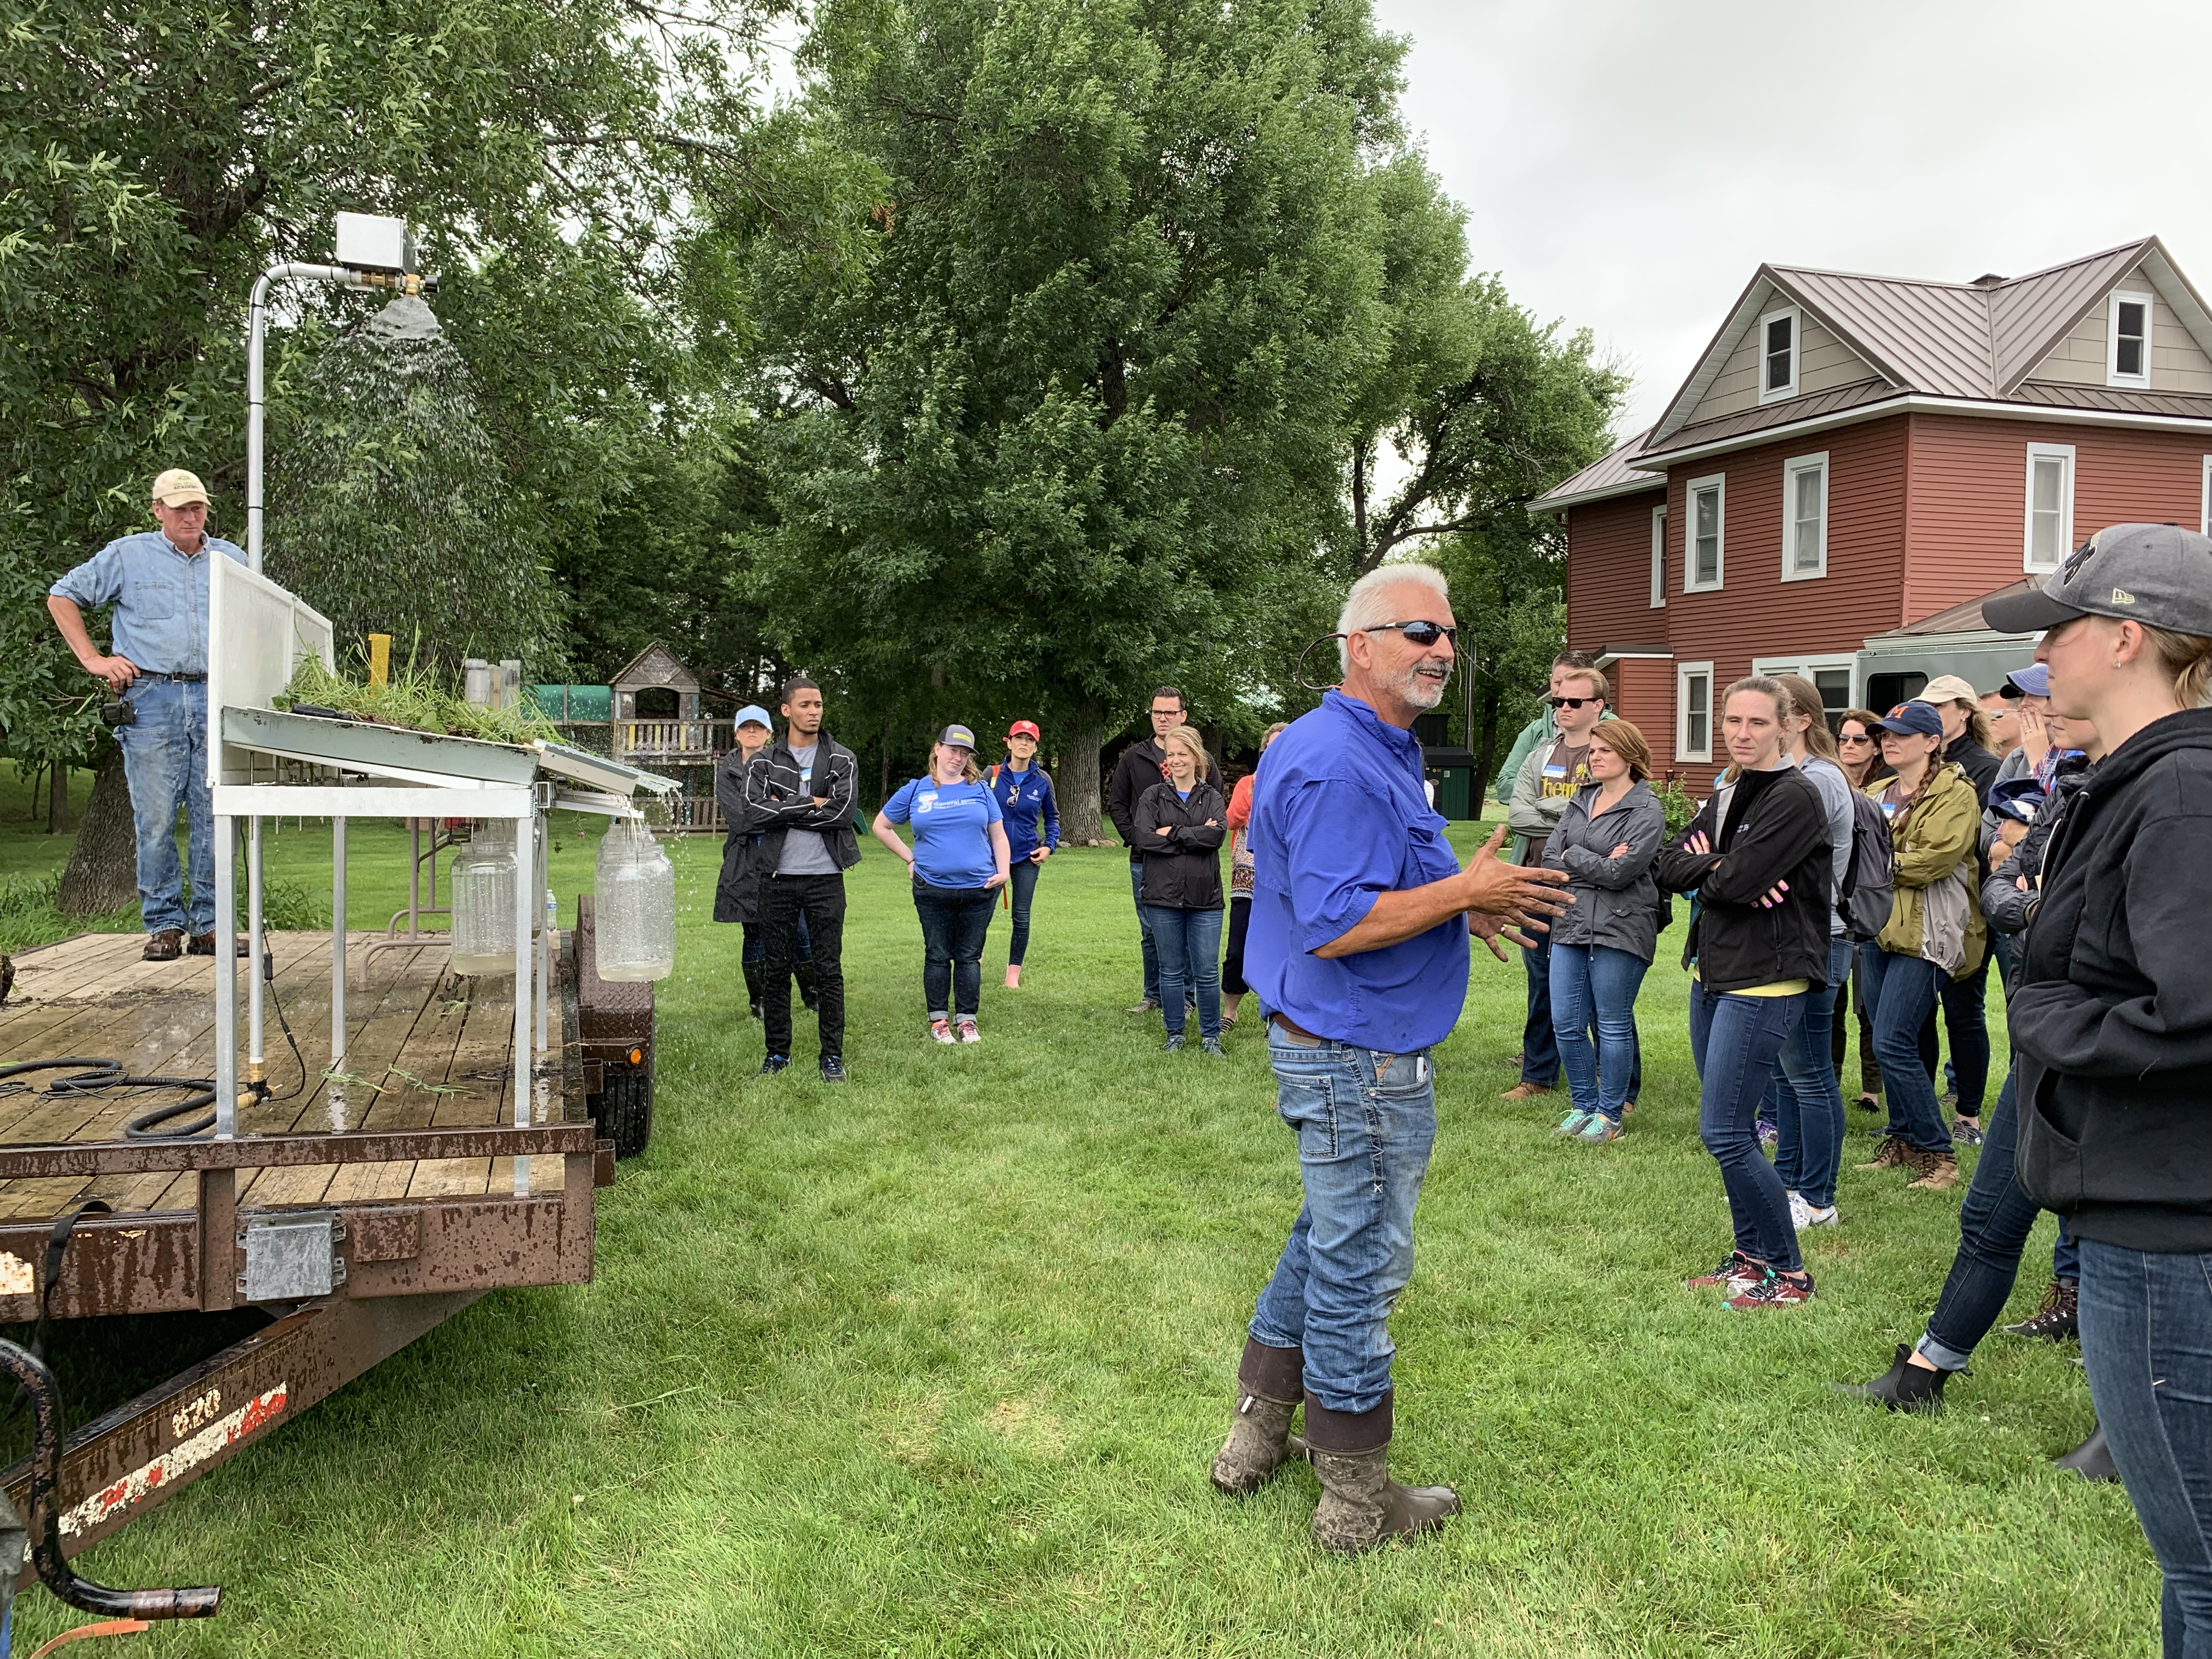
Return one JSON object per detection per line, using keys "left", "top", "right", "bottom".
{"left": 1361, "top": 620, "right": 1458, "bottom": 648}
{"left": 1547, "top": 696, "right": 1600, "bottom": 710}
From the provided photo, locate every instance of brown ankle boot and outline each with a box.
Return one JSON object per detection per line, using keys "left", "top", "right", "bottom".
{"left": 1209, "top": 1338, "right": 1307, "bottom": 1497}
{"left": 1304, "top": 1391, "right": 1458, "bottom": 1552}
{"left": 1906, "top": 1146, "right": 1960, "bottom": 1190}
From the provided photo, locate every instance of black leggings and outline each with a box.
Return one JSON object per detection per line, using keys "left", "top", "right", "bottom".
{"left": 1222, "top": 895, "right": 1252, "bottom": 996}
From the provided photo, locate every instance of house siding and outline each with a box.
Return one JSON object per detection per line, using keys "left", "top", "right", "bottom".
{"left": 1686, "top": 311, "right": 1878, "bottom": 425}
{"left": 2027, "top": 274, "right": 2212, "bottom": 393}
{"left": 1901, "top": 414, "right": 2212, "bottom": 618}
{"left": 1564, "top": 490, "right": 1669, "bottom": 653}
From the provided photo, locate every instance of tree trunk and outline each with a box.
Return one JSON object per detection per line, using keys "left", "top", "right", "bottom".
{"left": 58, "top": 748, "right": 138, "bottom": 916}
{"left": 47, "top": 760, "right": 66, "bottom": 834}
{"left": 1062, "top": 706, "right": 1105, "bottom": 845}
{"left": 1469, "top": 681, "right": 1505, "bottom": 810}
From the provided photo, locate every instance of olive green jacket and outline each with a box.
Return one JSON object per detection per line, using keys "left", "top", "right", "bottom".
{"left": 1866, "top": 761, "right": 1985, "bottom": 979}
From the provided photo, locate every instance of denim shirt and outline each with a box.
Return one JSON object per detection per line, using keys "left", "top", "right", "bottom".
{"left": 1246, "top": 689, "right": 1469, "bottom": 1052}
{"left": 50, "top": 531, "right": 247, "bottom": 676}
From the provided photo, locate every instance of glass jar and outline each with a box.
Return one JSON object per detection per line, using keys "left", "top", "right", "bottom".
{"left": 595, "top": 816, "right": 674, "bottom": 981}
{"left": 448, "top": 819, "right": 518, "bottom": 976}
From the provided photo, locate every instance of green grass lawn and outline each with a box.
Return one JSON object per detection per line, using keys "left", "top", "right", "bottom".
{"left": 0, "top": 792, "right": 2163, "bottom": 1657}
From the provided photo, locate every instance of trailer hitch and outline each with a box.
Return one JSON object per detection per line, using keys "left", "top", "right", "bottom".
{"left": 0, "top": 1341, "right": 219, "bottom": 1620}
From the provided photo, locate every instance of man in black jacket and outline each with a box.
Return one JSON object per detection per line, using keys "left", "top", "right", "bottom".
{"left": 742, "top": 676, "right": 861, "bottom": 1081}
{"left": 1104, "top": 686, "right": 1223, "bottom": 1014}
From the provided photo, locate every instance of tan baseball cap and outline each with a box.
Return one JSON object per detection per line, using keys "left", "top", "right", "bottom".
{"left": 1915, "top": 673, "right": 1980, "bottom": 707}
{"left": 150, "top": 469, "right": 210, "bottom": 507}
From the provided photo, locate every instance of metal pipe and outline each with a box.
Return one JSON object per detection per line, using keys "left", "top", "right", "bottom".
{"left": 247, "top": 816, "right": 264, "bottom": 1091}
{"left": 213, "top": 815, "right": 236, "bottom": 1138}
{"left": 331, "top": 814, "right": 347, "bottom": 1073}
{"left": 245, "top": 262, "right": 350, "bottom": 576}
{"left": 512, "top": 807, "right": 534, "bottom": 1198}
{"left": 536, "top": 812, "right": 550, "bottom": 1054}
{"left": 0, "top": 1339, "right": 220, "bottom": 1619}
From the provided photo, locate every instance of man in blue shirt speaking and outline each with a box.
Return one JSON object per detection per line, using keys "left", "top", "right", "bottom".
{"left": 47, "top": 469, "right": 247, "bottom": 962}
{"left": 1209, "top": 561, "right": 1571, "bottom": 1553}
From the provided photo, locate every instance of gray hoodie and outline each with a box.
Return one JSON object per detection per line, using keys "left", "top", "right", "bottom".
{"left": 1539, "top": 780, "right": 1668, "bottom": 963}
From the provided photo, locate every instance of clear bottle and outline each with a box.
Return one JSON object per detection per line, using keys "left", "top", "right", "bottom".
{"left": 596, "top": 817, "right": 674, "bottom": 981}
{"left": 448, "top": 819, "right": 518, "bottom": 976}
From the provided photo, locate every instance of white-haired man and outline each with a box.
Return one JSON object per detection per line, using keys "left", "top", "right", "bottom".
{"left": 1209, "top": 562, "right": 1571, "bottom": 1552}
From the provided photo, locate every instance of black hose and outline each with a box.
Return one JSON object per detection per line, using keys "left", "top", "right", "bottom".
{"left": 0, "top": 1339, "right": 220, "bottom": 1619}
{"left": 0, "top": 1060, "right": 219, "bottom": 1141}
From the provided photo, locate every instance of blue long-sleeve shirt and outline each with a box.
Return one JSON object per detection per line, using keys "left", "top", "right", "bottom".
{"left": 50, "top": 530, "right": 248, "bottom": 676}
{"left": 989, "top": 762, "right": 1060, "bottom": 860}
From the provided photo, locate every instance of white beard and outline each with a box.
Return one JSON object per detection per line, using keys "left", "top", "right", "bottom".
{"left": 1389, "top": 663, "right": 1450, "bottom": 710}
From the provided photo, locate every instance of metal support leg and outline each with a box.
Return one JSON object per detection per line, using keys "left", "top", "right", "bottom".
{"left": 213, "top": 815, "right": 237, "bottom": 1139}
{"left": 512, "top": 808, "right": 534, "bottom": 1198}
{"left": 247, "top": 816, "right": 264, "bottom": 1096}
{"left": 331, "top": 815, "right": 347, "bottom": 1069}
{"left": 535, "top": 812, "right": 550, "bottom": 1054}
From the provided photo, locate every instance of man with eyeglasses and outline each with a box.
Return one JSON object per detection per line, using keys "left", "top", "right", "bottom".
{"left": 1208, "top": 562, "right": 1571, "bottom": 1553}
{"left": 1500, "top": 665, "right": 1612, "bottom": 1103}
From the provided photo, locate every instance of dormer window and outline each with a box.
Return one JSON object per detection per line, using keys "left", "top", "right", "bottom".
{"left": 2108, "top": 290, "right": 2153, "bottom": 387}
{"left": 1758, "top": 307, "right": 1798, "bottom": 403}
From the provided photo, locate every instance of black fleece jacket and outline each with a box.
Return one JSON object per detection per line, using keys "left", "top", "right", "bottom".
{"left": 2013, "top": 708, "right": 2212, "bottom": 1251}
{"left": 1655, "top": 766, "right": 1834, "bottom": 992}
{"left": 1135, "top": 780, "right": 1227, "bottom": 909}
{"left": 1107, "top": 737, "right": 1224, "bottom": 858}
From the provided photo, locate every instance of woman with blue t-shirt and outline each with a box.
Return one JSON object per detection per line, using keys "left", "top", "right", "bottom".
{"left": 872, "top": 724, "right": 1011, "bottom": 1045}
{"left": 989, "top": 719, "right": 1060, "bottom": 989}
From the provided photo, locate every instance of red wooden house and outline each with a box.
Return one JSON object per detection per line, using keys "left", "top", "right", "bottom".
{"left": 1533, "top": 236, "right": 2212, "bottom": 783}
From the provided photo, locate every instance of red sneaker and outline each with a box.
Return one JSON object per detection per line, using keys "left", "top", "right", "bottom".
{"left": 1728, "top": 1268, "right": 1815, "bottom": 1310}
{"left": 1684, "top": 1251, "right": 1763, "bottom": 1291}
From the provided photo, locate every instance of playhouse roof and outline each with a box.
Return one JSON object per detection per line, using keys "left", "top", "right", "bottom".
{"left": 610, "top": 642, "right": 699, "bottom": 693}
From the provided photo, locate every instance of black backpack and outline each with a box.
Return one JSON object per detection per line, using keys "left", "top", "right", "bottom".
{"left": 1838, "top": 791, "right": 1896, "bottom": 942}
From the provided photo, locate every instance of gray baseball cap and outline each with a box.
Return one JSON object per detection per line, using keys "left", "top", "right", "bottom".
{"left": 1983, "top": 523, "right": 2212, "bottom": 636}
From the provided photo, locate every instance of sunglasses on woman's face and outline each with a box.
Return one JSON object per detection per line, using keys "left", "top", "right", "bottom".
{"left": 1839, "top": 732, "right": 1875, "bottom": 744}
{"left": 1547, "top": 696, "right": 1600, "bottom": 710}
{"left": 1361, "top": 620, "right": 1458, "bottom": 648}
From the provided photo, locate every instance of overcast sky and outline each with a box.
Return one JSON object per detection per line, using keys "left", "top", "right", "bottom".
{"left": 1374, "top": 0, "right": 2212, "bottom": 437}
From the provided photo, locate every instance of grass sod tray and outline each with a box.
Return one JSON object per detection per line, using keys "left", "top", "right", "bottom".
{"left": 0, "top": 799, "right": 2163, "bottom": 1658}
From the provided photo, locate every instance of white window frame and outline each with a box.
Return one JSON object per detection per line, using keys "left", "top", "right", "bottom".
{"left": 1676, "top": 661, "right": 1714, "bottom": 763}
{"left": 2023, "top": 443, "right": 2076, "bottom": 573}
{"left": 2107, "top": 289, "right": 2153, "bottom": 388}
{"left": 1751, "top": 653, "right": 1858, "bottom": 713}
{"left": 1757, "top": 306, "right": 1799, "bottom": 403}
{"left": 1684, "top": 475, "right": 1725, "bottom": 592}
{"left": 1649, "top": 504, "right": 1667, "bottom": 608}
{"left": 1779, "top": 450, "right": 1829, "bottom": 582}
{"left": 2200, "top": 455, "right": 2211, "bottom": 537}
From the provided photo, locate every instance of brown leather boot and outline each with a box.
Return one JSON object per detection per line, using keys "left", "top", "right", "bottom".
{"left": 1498, "top": 1081, "right": 1553, "bottom": 1103}
{"left": 1906, "top": 1146, "right": 1960, "bottom": 1190}
{"left": 1209, "top": 1338, "right": 1307, "bottom": 1497}
{"left": 1304, "top": 1391, "right": 1458, "bottom": 1553}
{"left": 1854, "top": 1135, "right": 1910, "bottom": 1171}
{"left": 143, "top": 929, "right": 183, "bottom": 962}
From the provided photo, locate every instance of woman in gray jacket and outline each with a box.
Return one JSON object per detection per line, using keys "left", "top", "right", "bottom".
{"left": 1542, "top": 720, "right": 1667, "bottom": 1143}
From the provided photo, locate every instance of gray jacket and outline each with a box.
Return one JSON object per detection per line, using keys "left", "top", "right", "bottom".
{"left": 1539, "top": 780, "right": 1668, "bottom": 963}
{"left": 1507, "top": 735, "right": 1585, "bottom": 864}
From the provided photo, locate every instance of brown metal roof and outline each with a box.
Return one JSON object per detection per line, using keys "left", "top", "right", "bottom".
{"left": 1655, "top": 378, "right": 1899, "bottom": 455}
{"left": 1866, "top": 578, "right": 2042, "bottom": 641}
{"left": 2009, "top": 380, "right": 2212, "bottom": 419}
{"left": 1532, "top": 428, "right": 1664, "bottom": 510}
{"left": 1774, "top": 270, "right": 1991, "bottom": 398}
{"left": 1989, "top": 242, "right": 2154, "bottom": 393}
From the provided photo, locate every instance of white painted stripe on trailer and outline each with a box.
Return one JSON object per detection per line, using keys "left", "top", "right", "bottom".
{"left": 60, "top": 1384, "right": 290, "bottom": 1538}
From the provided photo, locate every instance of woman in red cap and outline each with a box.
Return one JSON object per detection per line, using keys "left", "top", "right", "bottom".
{"left": 989, "top": 720, "right": 1060, "bottom": 988}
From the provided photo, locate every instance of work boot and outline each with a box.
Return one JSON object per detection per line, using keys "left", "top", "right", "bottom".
{"left": 2053, "top": 1423, "right": 2118, "bottom": 1482}
{"left": 1837, "top": 1344, "right": 1953, "bottom": 1413}
{"left": 1498, "top": 1081, "right": 1553, "bottom": 1103}
{"left": 742, "top": 959, "right": 765, "bottom": 1021}
{"left": 1209, "top": 1338, "right": 1307, "bottom": 1497}
{"left": 143, "top": 929, "right": 183, "bottom": 962}
{"left": 1905, "top": 1146, "right": 1961, "bottom": 1190}
{"left": 1303, "top": 1392, "right": 1458, "bottom": 1553}
{"left": 1854, "top": 1135, "right": 1911, "bottom": 1171}
{"left": 2001, "top": 1277, "right": 2079, "bottom": 1341}
{"left": 188, "top": 932, "right": 249, "bottom": 958}
{"left": 795, "top": 960, "right": 820, "bottom": 1012}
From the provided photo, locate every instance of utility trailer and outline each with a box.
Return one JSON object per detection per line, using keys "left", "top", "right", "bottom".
{"left": 0, "top": 549, "right": 677, "bottom": 1631}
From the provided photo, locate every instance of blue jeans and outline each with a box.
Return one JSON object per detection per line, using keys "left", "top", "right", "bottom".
{"left": 2078, "top": 1238, "right": 2212, "bottom": 1659}
{"left": 1918, "top": 1068, "right": 2047, "bottom": 1369}
{"left": 1128, "top": 861, "right": 1160, "bottom": 1003}
{"left": 1770, "top": 937, "right": 1854, "bottom": 1209}
{"left": 1250, "top": 1027, "right": 1436, "bottom": 1413}
{"left": 1007, "top": 856, "right": 1042, "bottom": 966}
{"left": 117, "top": 676, "right": 215, "bottom": 936}
{"left": 1519, "top": 924, "right": 1560, "bottom": 1086}
{"left": 1143, "top": 905, "right": 1222, "bottom": 1039}
{"left": 1689, "top": 981, "right": 1807, "bottom": 1272}
{"left": 1859, "top": 945, "right": 1954, "bottom": 1154}
{"left": 1939, "top": 951, "right": 1993, "bottom": 1116}
{"left": 912, "top": 878, "right": 994, "bottom": 1020}
{"left": 1548, "top": 944, "right": 1648, "bottom": 1123}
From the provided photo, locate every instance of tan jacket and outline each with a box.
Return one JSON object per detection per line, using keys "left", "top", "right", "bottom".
{"left": 1866, "top": 761, "right": 1985, "bottom": 979}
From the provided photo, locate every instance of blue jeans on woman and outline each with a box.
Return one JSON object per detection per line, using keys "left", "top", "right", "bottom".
{"left": 1917, "top": 1067, "right": 2046, "bottom": 1369}
{"left": 118, "top": 676, "right": 216, "bottom": 936}
{"left": 1142, "top": 905, "right": 1222, "bottom": 1039}
{"left": 1938, "top": 950, "right": 1993, "bottom": 1117}
{"left": 2078, "top": 1237, "right": 2212, "bottom": 1658}
{"left": 1769, "top": 936, "right": 1854, "bottom": 1210}
{"left": 1249, "top": 1026, "right": 1436, "bottom": 1413}
{"left": 1689, "top": 981, "right": 1807, "bottom": 1272}
{"left": 912, "top": 878, "right": 995, "bottom": 1019}
{"left": 1548, "top": 944, "right": 1648, "bottom": 1124}
{"left": 1858, "top": 945, "right": 1954, "bottom": 1154}
{"left": 1006, "top": 856, "right": 1042, "bottom": 966}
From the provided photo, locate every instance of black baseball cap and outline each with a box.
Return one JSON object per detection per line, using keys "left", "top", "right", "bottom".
{"left": 1983, "top": 523, "right": 2212, "bottom": 636}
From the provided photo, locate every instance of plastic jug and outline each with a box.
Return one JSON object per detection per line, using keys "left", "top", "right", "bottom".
{"left": 448, "top": 819, "right": 518, "bottom": 975}
{"left": 595, "top": 817, "right": 674, "bottom": 981}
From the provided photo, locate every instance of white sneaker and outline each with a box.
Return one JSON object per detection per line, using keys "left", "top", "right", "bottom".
{"left": 929, "top": 1019, "right": 956, "bottom": 1045}
{"left": 1787, "top": 1189, "right": 1839, "bottom": 1230}
{"left": 956, "top": 1018, "right": 981, "bottom": 1044}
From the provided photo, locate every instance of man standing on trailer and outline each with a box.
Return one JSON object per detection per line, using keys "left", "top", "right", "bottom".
{"left": 745, "top": 675, "right": 859, "bottom": 1082}
{"left": 46, "top": 469, "right": 246, "bottom": 962}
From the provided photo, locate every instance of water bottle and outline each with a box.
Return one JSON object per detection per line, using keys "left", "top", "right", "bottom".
{"left": 448, "top": 819, "right": 518, "bottom": 975}
{"left": 595, "top": 817, "right": 674, "bottom": 981}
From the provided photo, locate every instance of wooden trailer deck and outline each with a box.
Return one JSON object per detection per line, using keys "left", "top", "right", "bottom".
{"left": 0, "top": 930, "right": 575, "bottom": 1226}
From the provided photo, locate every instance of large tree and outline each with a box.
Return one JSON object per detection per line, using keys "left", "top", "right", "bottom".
{"left": 738, "top": 0, "right": 1420, "bottom": 840}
